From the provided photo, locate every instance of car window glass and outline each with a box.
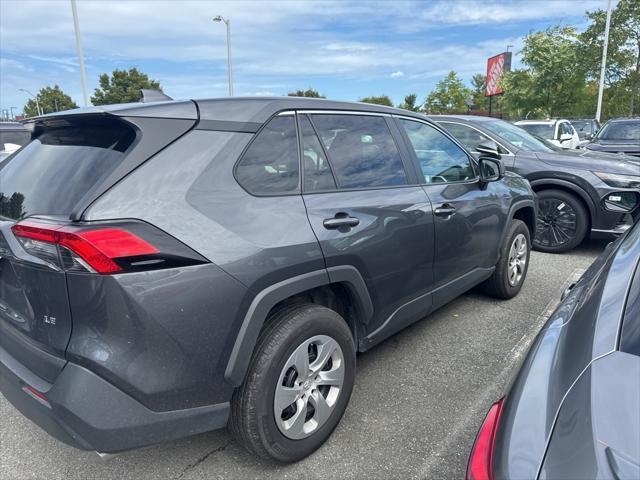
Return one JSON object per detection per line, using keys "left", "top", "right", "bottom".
{"left": 0, "top": 117, "right": 135, "bottom": 220}
{"left": 438, "top": 122, "right": 487, "bottom": 151}
{"left": 235, "top": 115, "right": 299, "bottom": 195}
{"left": 440, "top": 122, "right": 509, "bottom": 155}
{"left": 596, "top": 121, "right": 640, "bottom": 141}
{"left": 571, "top": 120, "right": 590, "bottom": 138}
{"left": 520, "top": 123, "right": 555, "bottom": 139}
{"left": 0, "top": 129, "right": 30, "bottom": 159}
{"left": 483, "top": 119, "right": 554, "bottom": 152}
{"left": 399, "top": 119, "right": 474, "bottom": 184}
{"left": 300, "top": 115, "right": 337, "bottom": 192}
{"left": 310, "top": 114, "right": 407, "bottom": 189}
{"left": 620, "top": 261, "right": 640, "bottom": 357}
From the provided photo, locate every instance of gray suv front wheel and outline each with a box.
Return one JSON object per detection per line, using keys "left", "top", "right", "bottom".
{"left": 482, "top": 220, "right": 531, "bottom": 299}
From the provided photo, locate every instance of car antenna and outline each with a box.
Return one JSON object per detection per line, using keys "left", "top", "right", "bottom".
{"left": 140, "top": 89, "right": 173, "bottom": 103}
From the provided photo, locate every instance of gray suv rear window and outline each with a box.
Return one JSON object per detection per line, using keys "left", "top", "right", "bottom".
{"left": 0, "top": 116, "right": 135, "bottom": 220}
{"left": 235, "top": 116, "right": 299, "bottom": 195}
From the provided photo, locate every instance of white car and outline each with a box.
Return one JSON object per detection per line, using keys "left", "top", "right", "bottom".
{"left": 514, "top": 119, "right": 581, "bottom": 149}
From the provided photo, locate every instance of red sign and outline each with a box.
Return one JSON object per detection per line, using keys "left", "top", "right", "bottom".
{"left": 486, "top": 52, "right": 512, "bottom": 97}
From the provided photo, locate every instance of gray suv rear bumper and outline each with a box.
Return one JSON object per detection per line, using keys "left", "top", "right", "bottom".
{"left": 0, "top": 346, "right": 229, "bottom": 453}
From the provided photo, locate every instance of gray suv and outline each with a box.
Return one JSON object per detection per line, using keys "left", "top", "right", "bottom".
{"left": 0, "top": 98, "right": 535, "bottom": 462}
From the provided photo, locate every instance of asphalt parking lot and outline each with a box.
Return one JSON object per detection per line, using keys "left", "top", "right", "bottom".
{"left": 0, "top": 239, "right": 608, "bottom": 480}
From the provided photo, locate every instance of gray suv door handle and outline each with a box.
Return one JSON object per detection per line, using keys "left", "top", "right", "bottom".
{"left": 434, "top": 204, "right": 456, "bottom": 218}
{"left": 323, "top": 214, "right": 360, "bottom": 229}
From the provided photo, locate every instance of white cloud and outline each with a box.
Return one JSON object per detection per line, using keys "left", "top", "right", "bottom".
{"left": 0, "top": 0, "right": 601, "bottom": 110}
{"left": 243, "top": 90, "right": 276, "bottom": 97}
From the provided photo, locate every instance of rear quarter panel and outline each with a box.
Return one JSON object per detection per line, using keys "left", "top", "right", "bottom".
{"left": 80, "top": 129, "right": 325, "bottom": 409}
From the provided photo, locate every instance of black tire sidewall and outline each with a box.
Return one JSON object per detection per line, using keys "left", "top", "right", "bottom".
{"left": 533, "top": 189, "right": 588, "bottom": 253}
{"left": 245, "top": 306, "right": 355, "bottom": 462}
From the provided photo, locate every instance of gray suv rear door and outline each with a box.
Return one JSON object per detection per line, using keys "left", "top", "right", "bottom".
{"left": 299, "top": 112, "right": 435, "bottom": 344}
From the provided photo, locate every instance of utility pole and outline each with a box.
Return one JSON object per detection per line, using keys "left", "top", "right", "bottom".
{"left": 595, "top": 0, "right": 612, "bottom": 123}
{"left": 70, "top": 0, "right": 90, "bottom": 106}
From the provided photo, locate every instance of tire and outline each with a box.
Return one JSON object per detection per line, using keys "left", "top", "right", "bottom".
{"left": 533, "top": 189, "right": 588, "bottom": 253}
{"left": 229, "top": 304, "right": 356, "bottom": 463}
{"left": 482, "top": 219, "right": 531, "bottom": 299}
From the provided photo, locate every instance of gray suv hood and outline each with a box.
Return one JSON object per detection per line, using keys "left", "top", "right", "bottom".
{"left": 534, "top": 149, "right": 640, "bottom": 175}
{"left": 586, "top": 140, "right": 640, "bottom": 155}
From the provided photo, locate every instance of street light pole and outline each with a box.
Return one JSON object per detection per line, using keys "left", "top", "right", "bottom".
{"left": 70, "top": 0, "right": 90, "bottom": 106}
{"left": 19, "top": 88, "right": 42, "bottom": 116}
{"left": 595, "top": 0, "right": 612, "bottom": 123}
{"left": 213, "top": 15, "right": 233, "bottom": 96}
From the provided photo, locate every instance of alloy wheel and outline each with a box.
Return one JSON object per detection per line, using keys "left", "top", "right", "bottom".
{"left": 274, "top": 335, "right": 345, "bottom": 440}
{"left": 535, "top": 198, "right": 578, "bottom": 247}
{"left": 508, "top": 233, "right": 528, "bottom": 286}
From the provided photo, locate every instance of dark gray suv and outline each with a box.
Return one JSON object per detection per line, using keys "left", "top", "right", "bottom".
{"left": 0, "top": 98, "right": 535, "bottom": 462}
{"left": 433, "top": 115, "right": 640, "bottom": 253}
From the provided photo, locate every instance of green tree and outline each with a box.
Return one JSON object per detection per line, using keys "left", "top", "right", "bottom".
{"left": 579, "top": 0, "right": 640, "bottom": 116}
{"left": 23, "top": 85, "right": 78, "bottom": 117}
{"left": 359, "top": 95, "right": 394, "bottom": 106}
{"left": 470, "top": 74, "right": 488, "bottom": 110}
{"left": 499, "top": 70, "right": 542, "bottom": 119}
{"left": 287, "top": 88, "right": 325, "bottom": 98}
{"left": 501, "top": 26, "right": 586, "bottom": 118}
{"left": 91, "top": 67, "right": 161, "bottom": 105}
{"left": 397, "top": 93, "right": 422, "bottom": 112}
{"left": 424, "top": 71, "right": 472, "bottom": 114}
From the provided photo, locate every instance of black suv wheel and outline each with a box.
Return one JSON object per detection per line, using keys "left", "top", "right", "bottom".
{"left": 230, "top": 304, "right": 356, "bottom": 462}
{"left": 533, "top": 189, "right": 588, "bottom": 253}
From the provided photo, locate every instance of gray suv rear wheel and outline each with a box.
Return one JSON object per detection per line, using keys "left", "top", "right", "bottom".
{"left": 230, "top": 304, "right": 355, "bottom": 462}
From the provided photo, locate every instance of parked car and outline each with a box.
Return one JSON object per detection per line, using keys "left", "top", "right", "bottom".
{"left": 514, "top": 119, "right": 581, "bottom": 149}
{"left": 433, "top": 115, "right": 640, "bottom": 253}
{"left": 585, "top": 117, "right": 640, "bottom": 158}
{"left": 569, "top": 118, "right": 600, "bottom": 144}
{"left": 467, "top": 218, "right": 640, "bottom": 480}
{"left": 0, "top": 98, "right": 536, "bottom": 461}
{"left": 0, "top": 121, "right": 30, "bottom": 162}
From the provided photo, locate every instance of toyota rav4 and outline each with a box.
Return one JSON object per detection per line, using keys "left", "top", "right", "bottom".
{"left": 0, "top": 97, "right": 535, "bottom": 462}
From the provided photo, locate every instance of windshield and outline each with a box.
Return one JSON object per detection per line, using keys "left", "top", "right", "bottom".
{"left": 595, "top": 121, "right": 640, "bottom": 141}
{"left": 530, "top": 133, "right": 562, "bottom": 151}
{"left": 0, "top": 116, "right": 135, "bottom": 220}
{"left": 480, "top": 119, "right": 554, "bottom": 152}
{"left": 518, "top": 123, "right": 554, "bottom": 139}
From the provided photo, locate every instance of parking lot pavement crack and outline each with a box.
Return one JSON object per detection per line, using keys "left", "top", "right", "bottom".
{"left": 176, "top": 440, "right": 233, "bottom": 479}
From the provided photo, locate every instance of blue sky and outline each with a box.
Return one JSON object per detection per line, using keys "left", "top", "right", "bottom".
{"left": 1, "top": 0, "right": 610, "bottom": 114}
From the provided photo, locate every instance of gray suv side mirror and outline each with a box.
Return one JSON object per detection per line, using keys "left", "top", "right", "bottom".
{"left": 476, "top": 140, "right": 501, "bottom": 159}
{"left": 479, "top": 157, "right": 505, "bottom": 183}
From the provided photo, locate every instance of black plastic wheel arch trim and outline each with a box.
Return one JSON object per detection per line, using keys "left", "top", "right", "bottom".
{"left": 223, "top": 266, "right": 373, "bottom": 387}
